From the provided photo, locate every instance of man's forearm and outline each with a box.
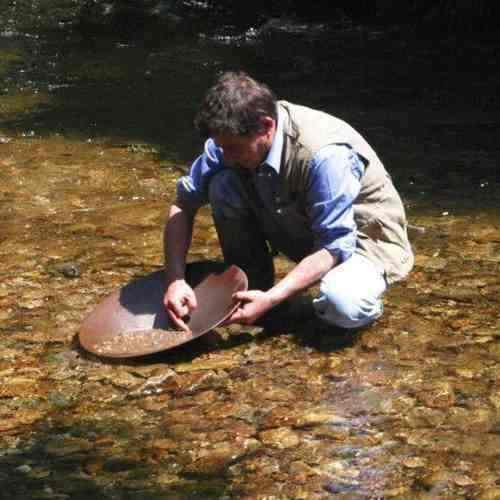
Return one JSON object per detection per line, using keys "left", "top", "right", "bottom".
{"left": 266, "top": 248, "right": 337, "bottom": 306}
{"left": 164, "top": 203, "right": 195, "bottom": 283}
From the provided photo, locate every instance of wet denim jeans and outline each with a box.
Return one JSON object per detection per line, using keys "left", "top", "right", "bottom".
{"left": 208, "top": 169, "right": 387, "bottom": 329}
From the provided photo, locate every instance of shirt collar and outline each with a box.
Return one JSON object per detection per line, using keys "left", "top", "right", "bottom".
{"left": 262, "top": 105, "right": 284, "bottom": 173}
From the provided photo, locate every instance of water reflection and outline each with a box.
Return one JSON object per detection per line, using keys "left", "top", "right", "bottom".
{"left": 0, "top": 5, "right": 499, "bottom": 499}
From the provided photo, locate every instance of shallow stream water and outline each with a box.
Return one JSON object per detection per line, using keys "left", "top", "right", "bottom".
{"left": 0, "top": 3, "right": 499, "bottom": 498}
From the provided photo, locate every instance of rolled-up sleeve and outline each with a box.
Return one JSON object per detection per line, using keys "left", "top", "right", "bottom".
{"left": 306, "top": 144, "right": 364, "bottom": 263}
{"left": 176, "top": 139, "right": 224, "bottom": 211}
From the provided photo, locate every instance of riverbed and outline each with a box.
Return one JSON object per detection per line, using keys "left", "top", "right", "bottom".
{"left": 0, "top": 4, "right": 499, "bottom": 498}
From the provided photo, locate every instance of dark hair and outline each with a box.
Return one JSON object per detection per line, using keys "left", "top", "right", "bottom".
{"left": 195, "top": 71, "right": 277, "bottom": 138}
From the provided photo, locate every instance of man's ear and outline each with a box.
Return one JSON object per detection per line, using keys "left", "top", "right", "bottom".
{"left": 259, "top": 116, "right": 276, "bottom": 135}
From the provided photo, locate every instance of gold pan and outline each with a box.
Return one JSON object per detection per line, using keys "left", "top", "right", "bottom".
{"left": 79, "top": 263, "right": 247, "bottom": 358}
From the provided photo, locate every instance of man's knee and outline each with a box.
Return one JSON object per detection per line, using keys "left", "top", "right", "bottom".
{"left": 312, "top": 256, "right": 386, "bottom": 329}
{"left": 313, "top": 287, "right": 383, "bottom": 329}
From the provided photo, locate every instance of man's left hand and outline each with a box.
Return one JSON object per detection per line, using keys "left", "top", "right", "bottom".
{"left": 228, "top": 290, "right": 275, "bottom": 325}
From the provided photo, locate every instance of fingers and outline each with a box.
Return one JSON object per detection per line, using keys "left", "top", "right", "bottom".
{"left": 233, "top": 290, "right": 255, "bottom": 301}
{"left": 226, "top": 303, "right": 255, "bottom": 326}
{"left": 165, "top": 296, "right": 186, "bottom": 318}
{"left": 164, "top": 280, "right": 198, "bottom": 332}
{"left": 185, "top": 290, "right": 198, "bottom": 310}
{"left": 167, "top": 309, "right": 191, "bottom": 332}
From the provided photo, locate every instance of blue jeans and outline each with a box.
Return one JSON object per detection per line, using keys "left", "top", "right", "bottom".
{"left": 208, "top": 169, "right": 387, "bottom": 329}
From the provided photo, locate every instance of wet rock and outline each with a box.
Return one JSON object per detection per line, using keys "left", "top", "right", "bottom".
{"left": 288, "top": 460, "right": 318, "bottom": 479}
{"left": 138, "top": 395, "right": 170, "bottom": 411}
{"left": 47, "top": 261, "right": 81, "bottom": 278}
{"left": 0, "top": 377, "right": 39, "bottom": 398}
{"left": 111, "top": 371, "right": 144, "bottom": 389}
{"left": 447, "top": 407, "right": 495, "bottom": 433}
{"left": 476, "top": 434, "right": 500, "bottom": 457}
{"left": 453, "top": 474, "right": 475, "bottom": 487}
{"left": 402, "top": 456, "right": 426, "bottom": 468}
{"left": 15, "top": 464, "right": 32, "bottom": 474}
{"left": 151, "top": 438, "right": 178, "bottom": 455}
{"left": 312, "top": 424, "right": 350, "bottom": 441}
{"left": 477, "top": 488, "right": 500, "bottom": 500}
{"left": 419, "top": 470, "right": 454, "bottom": 492}
{"left": 175, "top": 370, "right": 228, "bottom": 396}
{"left": 481, "top": 284, "right": 500, "bottom": 301}
{"left": 103, "top": 456, "right": 140, "bottom": 472}
{"left": 48, "top": 390, "right": 78, "bottom": 409}
{"left": 0, "top": 408, "right": 45, "bottom": 431}
{"left": 129, "top": 369, "right": 176, "bottom": 397}
{"left": 44, "top": 437, "right": 93, "bottom": 457}
{"left": 165, "top": 423, "right": 200, "bottom": 441}
{"left": 206, "top": 421, "right": 257, "bottom": 443}
{"left": 156, "top": 472, "right": 184, "bottom": 486}
{"left": 294, "top": 408, "right": 348, "bottom": 428}
{"left": 418, "top": 381, "right": 456, "bottom": 408}
{"left": 259, "top": 406, "right": 299, "bottom": 429}
{"left": 233, "top": 453, "right": 281, "bottom": 477}
{"left": 466, "top": 327, "right": 500, "bottom": 338}
{"left": 489, "top": 390, "right": 500, "bottom": 409}
{"left": 318, "top": 460, "right": 360, "bottom": 479}
{"left": 184, "top": 440, "right": 258, "bottom": 476}
{"left": 432, "top": 286, "right": 480, "bottom": 302}
{"left": 452, "top": 359, "right": 485, "bottom": 379}
{"left": 258, "top": 427, "right": 300, "bottom": 449}
{"left": 174, "top": 356, "right": 240, "bottom": 373}
{"left": 417, "top": 255, "right": 448, "bottom": 270}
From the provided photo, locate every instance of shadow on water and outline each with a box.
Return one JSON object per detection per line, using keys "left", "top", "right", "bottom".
{"left": 1, "top": 420, "right": 230, "bottom": 499}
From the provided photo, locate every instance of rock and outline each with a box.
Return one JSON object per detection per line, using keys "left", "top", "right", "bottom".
{"left": 417, "top": 255, "right": 448, "bottom": 270}
{"left": 48, "top": 391, "right": 78, "bottom": 408}
{"left": 129, "top": 369, "right": 176, "bottom": 397}
{"left": 258, "top": 427, "right": 300, "bottom": 449}
{"left": 318, "top": 460, "right": 360, "bottom": 479}
{"left": 174, "top": 357, "right": 240, "bottom": 373}
{"left": 0, "top": 378, "right": 38, "bottom": 398}
{"left": 476, "top": 488, "right": 500, "bottom": 500}
{"left": 288, "top": 460, "right": 317, "bottom": 478}
{"left": 175, "top": 370, "right": 228, "bottom": 395}
{"left": 294, "top": 409, "right": 348, "bottom": 428}
{"left": 103, "top": 457, "right": 140, "bottom": 472}
{"left": 15, "top": 464, "right": 32, "bottom": 474}
{"left": 156, "top": 472, "right": 183, "bottom": 486}
{"left": 420, "top": 470, "right": 453, "bottom": 491}
{"left": 432, "top": 287, "right": 479, "bottom": 302}
{"left": 452, "top": 474, "right": 475, "bottom": 487}
{"left": 418, "top": 381, "right": 456, "bottom": 408}
{"left": 489, "top": 390, "right": 500, "bottom": 409}
{"left": 151, "top": 438, "right": 177, "bottom": 452}
{"left": 447, "top": 408, "right": 494, "bottom": 433}
{"left": 44, "top": 437, "right": 93, "bottom": 457}
{"left": 476, "top": 434, "right": 500, "bottom": 457}
{"left": 47, "top": 261, "right": 81, "bottom": 278}
{"left": 138, "top": 395, "right": 170, "bottom": 411}
{"left": 184, "top": 443, "right": 245, "bottom": 476}
{"left": 111, "top": 372, "right": 143, "bottom": 390}
{"left": 0, "top": 409, "right": 45, "bottom": 431}
{"left": 467, "top": 328, "right": 500, "bottom": 338}
{"left": 260, "top": 406, "right": 298, "bottom": 429}
{"left": 402, "top": 456, "right": 426, "bottom": 468}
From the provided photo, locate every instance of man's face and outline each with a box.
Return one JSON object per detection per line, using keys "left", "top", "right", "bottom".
{"left": 212, "top": 117, "right": 276, "bottom": 170}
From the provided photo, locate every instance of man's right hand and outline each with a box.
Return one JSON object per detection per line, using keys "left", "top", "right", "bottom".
{"left": 164, "top": 279, "right": 198, "bottom": 332}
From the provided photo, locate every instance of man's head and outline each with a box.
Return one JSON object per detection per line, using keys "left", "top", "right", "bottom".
{"left": 195, "top": 72, "right": 277, "bottom": 169}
